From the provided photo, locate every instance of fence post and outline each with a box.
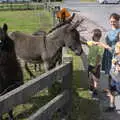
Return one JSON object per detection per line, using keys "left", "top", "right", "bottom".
{"left": 52, "top": 6, "right": 60, "bottom": 26}
{"left": 61, "top": 55, "right": 73, "bottom": 119}
{"left": 10, "top": 2, "right": 13, "bottom": 11}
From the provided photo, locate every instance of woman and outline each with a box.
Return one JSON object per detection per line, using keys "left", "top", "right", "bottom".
{"left": 102, "top": 13, "right": 120, "bottom": 75}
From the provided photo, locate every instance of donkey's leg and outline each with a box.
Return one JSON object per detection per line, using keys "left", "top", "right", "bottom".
{"left": 34, "top": 64, "right": 37, "bottom": 72}
{"left": 0, "top": 115, "right": 3, "bottom": 120}
{"left": 44, "top": 61, "right": 49, "bottom": 72}
{"left": 38, "top": 63, "right": 41, "bottom": 71}
{"left": 8, "top": 110, "right": 14, "bottom": 120}
{"left": 25, "top": 62, "right": 35, "bottom": 78}
{"left": 34, "top": 63, "right": 41, "bottom": 72}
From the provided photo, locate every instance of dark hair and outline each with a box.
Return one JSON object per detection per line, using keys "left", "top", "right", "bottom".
{"left": 92, "top": 29, "right": 102, "bottom": 41}
{"left": 109, "top": 13, "right": 120, "bottom": 21}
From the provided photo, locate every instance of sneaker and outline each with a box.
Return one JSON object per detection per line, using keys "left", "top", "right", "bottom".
{"left": 88, "top": 90, "right": 93, "bottom": 94}
{"left": 89, "top": 85, "right": 94, "bottom": 91}
{"left": 105, "top": 106, "right": 116, "bottom": 112}
{"left": 92, "top": 91, "right": 99, "bottom": 100}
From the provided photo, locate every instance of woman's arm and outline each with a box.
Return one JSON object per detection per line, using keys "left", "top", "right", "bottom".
{"left": 96, "top": 42, "right": 112, "bottom": 50}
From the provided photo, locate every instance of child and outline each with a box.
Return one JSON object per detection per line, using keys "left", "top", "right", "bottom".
{"left": 87, "top": 29, "right": 111, "bottom": 99}
{"left": 105, "top": 35, "right": 120, "bottom": 112}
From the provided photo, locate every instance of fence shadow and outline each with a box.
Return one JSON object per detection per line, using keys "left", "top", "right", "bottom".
{"left": 73, "top": 70, "right": 88, "bottom": 90}
{"left": 71, "top": 70, "right": 100, "bottom": 120}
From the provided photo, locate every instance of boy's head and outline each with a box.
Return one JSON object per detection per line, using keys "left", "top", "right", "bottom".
{"left": 92, "top": 29, "right": 102, "bottom": 42}
{"left": 115, "top": 41, "right": 120, "bottom": 54}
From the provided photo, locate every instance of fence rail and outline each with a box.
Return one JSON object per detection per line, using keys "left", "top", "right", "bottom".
{"left": 0, "top": 2, "right": 45, "bottom": 10}
{"left": 0, "top": 56, "right": 73, "bottom": 120}
{"left": 29, "top": 90, "right": 69, "bottom": 120}
{"left": 0, "top": 2, "right": 61, "bottom": 11}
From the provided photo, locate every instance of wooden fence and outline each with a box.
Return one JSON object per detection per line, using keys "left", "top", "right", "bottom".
{"left": 0, "top": 2, "right": 46, "bottom": 11}
{"left": 0, "top": 56, "right": 73, "bottom": 120}
{"left": 0, "top": 1, "right": 61, "bottom": 11}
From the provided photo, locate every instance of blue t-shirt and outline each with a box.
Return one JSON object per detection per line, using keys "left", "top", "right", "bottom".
{"left": 106, "top": 28, "right": 120, "bottom": 50}
{"left": 102, "top": 28, "right": 120, "bottom": 74}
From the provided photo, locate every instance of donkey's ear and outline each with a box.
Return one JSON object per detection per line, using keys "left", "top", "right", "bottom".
{"left": 68, "top": 19, "right": 84, "bottom": 30}
{"left": 3, "top": 23, "right": 8, "bottom": 32}
{"left": 66, "top": 13, "right": 75, "bottom": 22}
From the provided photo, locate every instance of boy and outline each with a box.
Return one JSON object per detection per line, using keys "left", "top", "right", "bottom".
{"left": 88, "top": 29, "right": 111, "bottom": 99}
{"left": 105, "top": 38, "right": 120, "bottom": 112}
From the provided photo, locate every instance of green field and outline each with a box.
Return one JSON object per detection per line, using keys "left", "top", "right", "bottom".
{"left": 0, "top": 10, "right": 53, "bottom": 33}
{"left": 0, "top": 10, "right": 100, "bottom": 120}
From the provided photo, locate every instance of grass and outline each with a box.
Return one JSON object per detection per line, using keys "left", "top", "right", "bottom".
{"left": 1, "top": 10, "right": 100, "bottom": 120}
{"left": 0, "top": 10, "right": 53, "bottom": 33}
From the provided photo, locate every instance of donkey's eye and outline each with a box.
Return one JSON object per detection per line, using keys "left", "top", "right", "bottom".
{"left": 0, "top": 40, "right": 2, "bottom": 44}
{"left": 0, "top": 40, "right": 3, "bottom": 47}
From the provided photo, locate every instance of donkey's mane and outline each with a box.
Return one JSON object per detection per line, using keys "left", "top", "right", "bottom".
{"left": 47, "top": 21, "right": 70, "bottom": 34}
{"left": 47, "top": 13, "right": 75, "bottom": 34}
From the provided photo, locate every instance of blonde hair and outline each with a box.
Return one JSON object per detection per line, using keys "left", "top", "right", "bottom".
{"left": 115, "top": 42, "right": 120, "bottom": 54}
{"left": 116, "top": 42, "right": 120, "bottom": 48}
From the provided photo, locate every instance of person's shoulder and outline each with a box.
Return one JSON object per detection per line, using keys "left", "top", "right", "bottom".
{"left": 115, "top": 55, "right": 120, "bottom": 61}
{"left": 117, "top": 28, "right": 120, "bottom": 32}
{"left": 106, "top": 30, "right": 113, "bottom": 37}
{"left": 106, "top": 30, "right": 114, "bottom": 35}
{"left": 106, "top": 28, "right": 120, "bottom": 34}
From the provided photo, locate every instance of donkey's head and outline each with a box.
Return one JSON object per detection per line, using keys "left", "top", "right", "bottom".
{"left": 0, "top": 24, "right": 8, "bottom": 48}
{"left": 64, "top": 20, "right": 83, "bottom": 56}
{"left": 0, "top": 24, "right": 15, "bottom": 53}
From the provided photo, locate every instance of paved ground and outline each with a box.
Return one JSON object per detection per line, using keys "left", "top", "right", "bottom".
{"left": 61, "top": 1, "right": 120, "bottom": 120}
{"left": 62, "top": 2, "right": 120, "bottom": 30}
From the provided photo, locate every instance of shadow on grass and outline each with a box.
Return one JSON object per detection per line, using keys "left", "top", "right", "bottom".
{"left": 73, "top": 70, "right": 88, "bottom": 90}
{"left": 13, "top": 81, "right": 62, "bottom": 120}
{"left": 71, "top": 88, "right": 100, "bottom": 120}
{"left": 14, "top": 93, "right": 53, "bottom": 119}
{"left": 71, "top": 70, "right": 100, "bottom": 120}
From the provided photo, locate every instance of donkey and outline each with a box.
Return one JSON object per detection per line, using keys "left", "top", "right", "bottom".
{"left": 9, "top": 18, "right": 83, "bottom": 78}
{"left": 32, "top": 30, "right": 46, "bottom": 71}
{"left": 29, "top": 13, "right": 76, "bottom": 73}
{"left": 0, "top": 24, "right": 23, "bottom": 120}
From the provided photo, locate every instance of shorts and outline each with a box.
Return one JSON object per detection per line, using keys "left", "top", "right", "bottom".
{"left": 110, "top": 80, "right": 120, "bottom": 93}
{"left": 88, "top": 65, "right": 101, "bottom": 79}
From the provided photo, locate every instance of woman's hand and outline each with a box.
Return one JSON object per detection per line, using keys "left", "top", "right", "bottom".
{"left": 87, "top": 41, "right": 98, "bottom": 46}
